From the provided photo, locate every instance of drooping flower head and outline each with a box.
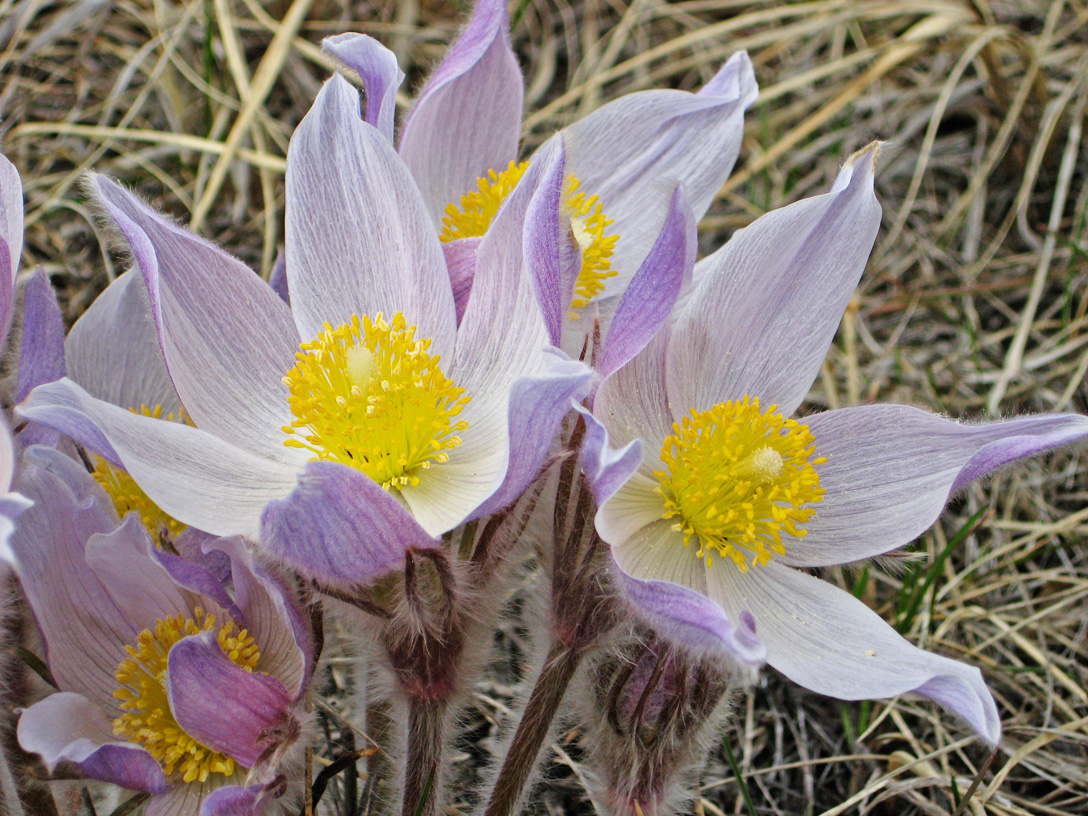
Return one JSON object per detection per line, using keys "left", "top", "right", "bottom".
{"left": 4, "top": 445, "right": 315, "bottom": 816}
{"left": 581, "top": 144, "right": 1088, "bottom": 743}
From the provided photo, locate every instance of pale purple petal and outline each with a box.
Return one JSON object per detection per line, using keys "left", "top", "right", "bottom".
{"left": 19, "top": 379, "right": 300, "bottom": 538}
{"left": 667, "top": 144, "right": 881, "bottom": 417}
{"left": 10, "top": 446, "right": 136, "bottom": 711}
{"left": 574, "top": 402, "right": 642, "bottom": 507}
{"left": 323, "top": 33, "right": 404, "bottom": 142}
{"left": 212, "top": 536, "right": 311, "bottom": 699}
{"left": 201, "top": 783, "right": 276, "bottom": 816}
{"left": 399, "top": 0, "right": 523, "bottom": 225}
{"left": 94, "top": 176, "right": 301, "bottom": 461}
{"left": 593, "top": 327, "right": 672, "bottom": 461}
{"left": 781, "top": 406, "right": 1088, "bottom": 568}
{"left": 614, "top": 569, "right": 764, "bottom": 664}
{"left": 286, "top": 74, "right": 455, "bottom": 353}
{"left": 523, "top": 136, "right": 577, "bottom": 345}
{"left": 599, "top": 185, "right": 695, "bottom": 379}
{"left": 405, "top": 151, "right": 556, "bottom": 534}
{"left": 267, "top": 252, "right": 289, "bottom": 304}
{"left": 442, "top": 237, "right": 480, "bottom": 324}
{"left": 168, "top": 630, "right": 292, "bottom": 767}
{"left": 65, "top": 268, "right": 182, "bottom": 416}
{"left": 16, "top": 269, "right": 66, "bottom": 402}
{"left": 709, "top": 561, "right": 1001, "bottom": 742}
{"left": 85, "top": 513, "right": 195, "bottom": 631}
{"left": 562, "top": 52, "right": 756, "bottom": 282}
{"left": 468, "top": 354, "right": 592, "bottom": 520}
{"left": 0, "top": 153, "right": 23, "bottom": 338}
{"left": 260, "top": 460, "right": 440, "bottom": 591}
{"left": 154, "top": 546, "right": 243, "bottom": 623}
{"left": 17, "top": 692, "right": 169, "bottom": 793}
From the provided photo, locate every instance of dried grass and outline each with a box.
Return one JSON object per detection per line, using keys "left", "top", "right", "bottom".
{"left": 1, "top": 0, "right": 1085, "bottom": 814}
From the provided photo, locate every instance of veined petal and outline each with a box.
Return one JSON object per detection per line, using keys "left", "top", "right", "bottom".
{"left": 523, "top": 136, "right": 578, "bottom": 346}
{"left": 10, "top": 446, "right": 136, "bottom": 713}
{"left": 94, "top": 176, "right": 300, "bottom": 461}
{"left": 0, "top": 153, "right": 24, "bottom": 338}
{"left": 285, "top": 74, "right": 456, "bottom": 354}
{"left": 709, "top": 561, "right": 1001, "bottom": 743}
{"left": 85, "top": 513, "right": 195, "bottom": 632}
{"left": 593, "top": 327, "right": 672, "bottom": 463}
{"left": 260, "top": 460, "right": 440, "bottom": 592}
{"left": 575, "top": 402, "right": 643, "bottom": 508}
{"left": 468, "top": 355, "right": 592, "bottom": 521}
{"left": 781, "top": 405, "right": 1088, "bottom": 568}
{"left": 562, "top": 52, "right": 756, "bottom": 284}
{"left": 201, "top": 783, "right": 279, "bottom": 816}
{"left": 416, "top": 147, "right": 556, "bottom": 532}
{"left": 668, "top": 144, "right": 882, "bottom": 417}
{"left": 65, "top": 268, "right": 182, "bottom": 416}
{"left": 399, "top": 0, "right": 523, "bottom": 225}
{"left": 213, "top": 536, "right": 312, "bottom": 699}
{"left": 19, "top": 379, "right": 300, "bottom": 538}
{"left": 613, "top": 567, "right": 764, "bottom": 664}
{"left": 323, "top": 33, "right": 404, "bottom": 142}
{"left": 17, "top": 692, "right": 169, "bottom": 793}
{"left": 16, "top": 269, "right": 66, "bottom": 402}
{"left": 167, "top": 630, "right": 292, "bottom": 767}
{"left": 599, "top": 185, "right": 695, "bottom": 379}
{"left": 442, "top": 237, "right": 481, "bottom": 325}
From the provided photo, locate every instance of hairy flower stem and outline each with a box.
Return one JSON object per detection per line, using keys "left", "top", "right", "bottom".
{"left": 402, "top": 697, "right": 446, "bottom": 816}
{"left": 482, "top": 640, "right": 583, "bottom": 816}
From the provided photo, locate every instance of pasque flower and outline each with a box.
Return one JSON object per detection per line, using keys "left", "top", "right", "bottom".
{"left": 18, "top": 65, "right": 590, "bottom": 591}
{"left": 320, "top": 0, "right": 755, "bottom": 339}
{"left": 3, "top": 445, "right": 315, "bottom": 816}
{"left": 580, "top": 144, "right": 1088, "bottom": 743}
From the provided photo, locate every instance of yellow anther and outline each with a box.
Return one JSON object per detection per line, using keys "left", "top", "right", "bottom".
{"left": 112, "top": 608, "right": 261, "bottom": 782}
{"left": 282, "top": 312, "right": 470, "bottom": 490}
{"left": 653, "top": 396, "right": 825, "bottom": 572}
{"left": 440, "top": 162, "right": 619, "bottom": 314}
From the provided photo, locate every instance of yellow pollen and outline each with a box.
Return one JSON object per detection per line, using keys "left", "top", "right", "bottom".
{"left": 112, "top": 607, "right": 261, "bottom": 783}
{"left": 653, "top": 396, "right": 826, "bottom": 572}
{"left": 92, "top": 405, "right": 190, "bottom": 543}
{"left": 440, "top": 160, "right": 529, "bottom": 242}
{"left": 439, "top": 162, "right": 619, "bottom": 313}
{"left": 281, "top": 312, "right": 471, "bottom": 491}
{"left": 562, "top": 175, "right": 619, "bottom": 311}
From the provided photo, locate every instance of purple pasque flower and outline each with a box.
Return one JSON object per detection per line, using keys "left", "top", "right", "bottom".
{"left": 0, "top": 417, "right": 32, "bottom": 556}
{"left": 0, "top": 153, "right": 24, "bottom": 343}
{"left": 19, "top": 68, "right": 590, "bottom": 593}
{"left": 4, "top": 445, "right": 315, "bottom": 816}
{"left": 579, "top": 143, "right": 1088, "bottom": 744}
{"left": 322, "top": 0, "right": 756, "bottom": 336}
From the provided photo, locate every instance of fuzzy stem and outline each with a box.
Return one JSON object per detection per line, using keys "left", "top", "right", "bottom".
{"left": 483, "top": 641, "right": 583, "bottom": 816}
{"left": 402, "top": 697, "right": 445, "bottom": 816}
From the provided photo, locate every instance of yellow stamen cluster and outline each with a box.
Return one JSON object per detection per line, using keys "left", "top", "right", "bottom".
{"left": 439, "top": 162, "right": 619, "bottom": 312}
{"left": 654, "top": 396, "right": 826, "bottom": 572}
{"left": 440, "top": 161, "right": 529, "bottom": 242}
{"left": 92, "top": 405, "right": 189, "bottom": 543}
{"left": 113, "top": 608, "right": 260, "bottom": 783}
{"left": 282, "top": 312, "right": 471, "bottom": 490}
{"left": 562, "top": 176, "right": 618, "bottom": 310}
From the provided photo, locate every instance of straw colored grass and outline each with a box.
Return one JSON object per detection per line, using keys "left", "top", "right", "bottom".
{"left": 1, "top": 0, "right": 1085, "bottom": 814}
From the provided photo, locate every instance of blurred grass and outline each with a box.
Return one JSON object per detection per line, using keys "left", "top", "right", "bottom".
{"left": 1, "top": 0, "right": 1086, "bottom": 814}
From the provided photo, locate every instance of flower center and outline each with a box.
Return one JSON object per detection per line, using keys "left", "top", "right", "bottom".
{"left": 112, "top": 608, "right": 260, "bottom": 783}
{"left": 92, "top": 405, "right": 188, "bottom": 543}
{"left": 439, "top": 162, "right": 618, "bottom": 312}
{"left": 653, "top": 396, "right": 826, "bottom": 571}
{"left": 281, "top": 312, "right": 470, "bottom": 490}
